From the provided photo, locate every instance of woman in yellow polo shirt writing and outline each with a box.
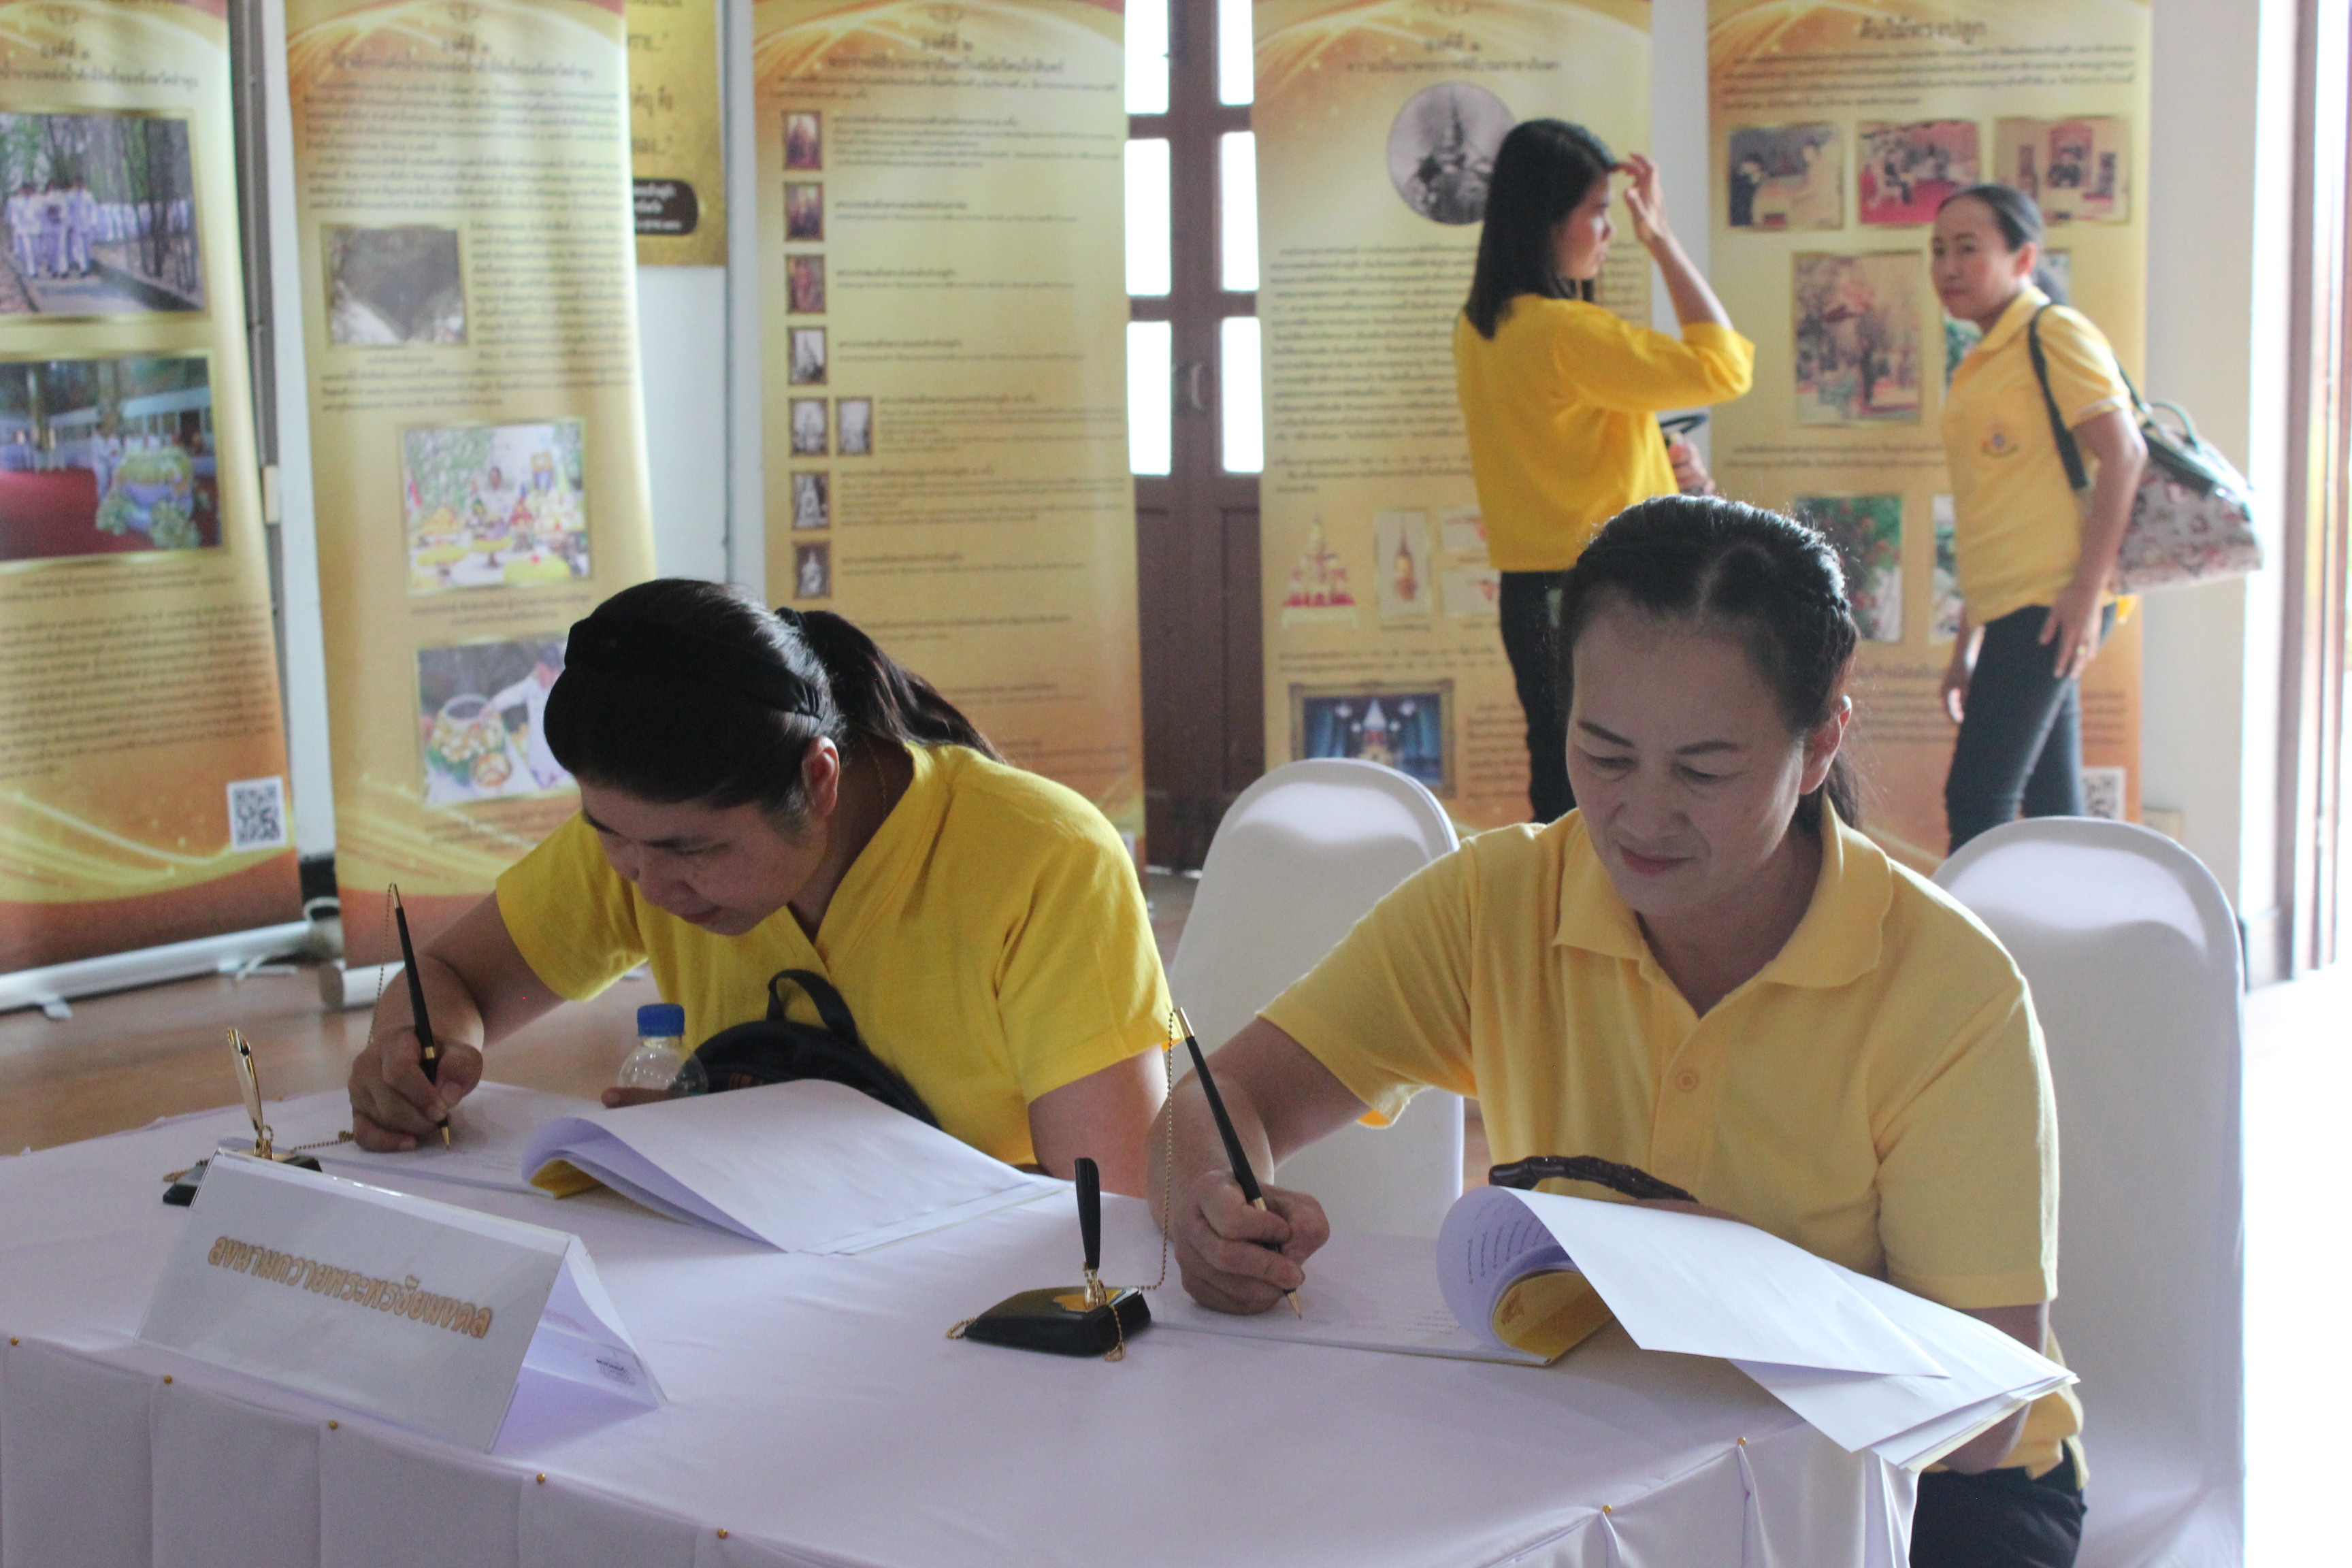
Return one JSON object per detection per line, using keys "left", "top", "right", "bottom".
{"left": 347, "top": 581, "right": 1171, "bottom": 1193}
{"left": 1169, "top": 497, "right": 2084, "bottom": 1566}
{"left": 1933, "top": 184, "right": 2146, "bottom": 849}
{"left": 1456, "top": 120, "right": 1754, "bottom": 822}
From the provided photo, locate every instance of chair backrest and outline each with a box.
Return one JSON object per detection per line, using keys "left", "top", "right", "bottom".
{"left": 1169, "top": 760, "right": 1463, "bottom": 1237}
{"left": 1935, "top": 819, "right": 2243, "bottom": 1565}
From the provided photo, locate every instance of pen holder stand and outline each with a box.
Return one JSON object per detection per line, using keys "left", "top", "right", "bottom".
{"left": 950, "top": 1284, "right": 1151, "bottom": 1360}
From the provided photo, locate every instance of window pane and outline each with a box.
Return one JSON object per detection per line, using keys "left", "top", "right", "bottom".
{"left": 1219, "top": 132, "right": 1259, "bottom": 292}
{"left": 1124, "top": 139, "right": 1171, "bottom": 297}
{"left": 1128, "top": 321, "right": 1173, "bottom": 476}
{"left": 1220, "top": 316, "right": 1263, "bottom": 474}
{"left": 1126, "top": 0, "right": 1169, "bottom": 115}
{"left": 1218, "top": 0, "right": 1253, "bottom": 105}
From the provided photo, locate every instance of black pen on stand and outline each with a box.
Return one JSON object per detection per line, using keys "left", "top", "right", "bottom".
{"left": 1179, "top": 1007, "right": 1303, "bottom": 1318}
{"left": 391, "top": 885, "right": 451, "bottom": 1148}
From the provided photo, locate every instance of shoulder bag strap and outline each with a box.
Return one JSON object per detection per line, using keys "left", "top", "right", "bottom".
{"left": 764, "top": 968, "right": 864, "bottom": 1044}
{"left": 2026, "top": 305, "right": 2092, "bottom": 493}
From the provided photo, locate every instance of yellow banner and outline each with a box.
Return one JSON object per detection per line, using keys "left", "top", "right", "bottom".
{"left": 1708, "top": 0, "right": 2151, "bottom": 867}
{"left": 752, "top": 0, "right": 1143, "bottom": 836}
{"left": 629, "top": 0, "right": 725, "bottom": 265}
{"left": 0, "top": 0, "right": 300, "bottom": 972}
{"left": 1254, "top": 0, "right": 1652, "bottom": 832}
{"left": 289, "top": 0, "right": 657, "bottom": 959}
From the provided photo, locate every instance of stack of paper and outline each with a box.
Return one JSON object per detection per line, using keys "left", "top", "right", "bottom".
{"left": 519, "top": 1080, "right": 1061, "bottom": 1253}
{"left": 223, "top": 1083, "right": 595, "bottom": 1196}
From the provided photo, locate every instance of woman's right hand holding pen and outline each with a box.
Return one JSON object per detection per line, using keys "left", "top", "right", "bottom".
{"left": 1173, "top": 1166, "right": 1330, "bottom": 1316}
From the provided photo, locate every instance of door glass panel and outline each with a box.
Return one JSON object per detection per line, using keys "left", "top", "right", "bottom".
{"left": 1124, "top": 139, "right": 1172, "bottom": 297}
{"left": 1128, "top": 321, "right": 1174, "bottom": 476}
{"left": 1217, "top": 0, "right": 1253, "bottom": 105}
{"left": 1126, "top": 0, "right": 1169, "bottom": 115}
{"left": 1220, "top": 315, "right": 1263, "bottom": 474}
{"left": 1218, "top": 132, "right": 1258, "bottom": 293}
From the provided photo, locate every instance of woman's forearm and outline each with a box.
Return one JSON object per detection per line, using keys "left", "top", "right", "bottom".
{"left": 1650, "top": 232, "right": 1733, "bottom": 331}
{"left": 2068, "top": 408, "right": 2146, "bottom": 593}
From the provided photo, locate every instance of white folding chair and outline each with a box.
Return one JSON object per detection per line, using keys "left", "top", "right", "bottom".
{"left": 1935, "top": 819, "right": 2244, "bottom": 1567}
{"left": 1168, "top": 759, "right": 1464, "bottom": 1237}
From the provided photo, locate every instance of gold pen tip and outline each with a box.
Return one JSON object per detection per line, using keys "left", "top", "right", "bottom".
{"left": 1286, "top": 1291, "right": 1303, "bottom": 1318}
{"left": 439, "top": 1124, "right": 451, "bottom": 1147}
{"left": 1173, "top": 1004, "right": 1194, "bottom": 1041}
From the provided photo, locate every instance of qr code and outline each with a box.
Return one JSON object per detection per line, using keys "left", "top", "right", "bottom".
{"left": 2079, "top": 766, "right": 2127, "bottom": 821}
{"left": 227, "top": 776, "right": 289, "bottom": 852}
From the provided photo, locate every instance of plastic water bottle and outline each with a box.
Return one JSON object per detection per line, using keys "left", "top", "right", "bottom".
{"left": 617, "top": 1002, "right": 706, "bottom": 1096}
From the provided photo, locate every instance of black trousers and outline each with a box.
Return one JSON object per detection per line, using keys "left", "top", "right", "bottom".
{"left": 1910, "top": 1451, "right": 2084, "bottom": 1568}
{"left": 1944, "top": 604, "right": 2116, "bottom": 852}
{"left": 1498, "top": 570, "right": 1575, "bottom": 823}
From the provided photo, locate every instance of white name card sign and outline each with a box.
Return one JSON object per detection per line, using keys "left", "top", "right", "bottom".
{"left": 137, "top": 1153, "right": 660, "bottom": 1450}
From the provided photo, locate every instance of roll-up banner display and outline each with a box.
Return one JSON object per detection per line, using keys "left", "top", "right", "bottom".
{"left": 1707, "top": 0, "right": 2150, "bottom": 866}
{"left": 0, "top": 0, "right": 301, "bottom": 974}
{"left": 752, "top": 0, "right": 1144, "bottom": 840}
{"left": 1253, "top": 0, "right": 1652, "bottom": 832}
{"left": 289, "top": 0, "right": 658, "bottom": 961}
{"left": 629, "top": 0, "right": 725, "bottom": 265}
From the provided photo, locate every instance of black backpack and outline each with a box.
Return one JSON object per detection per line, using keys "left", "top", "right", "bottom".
{"left": 688, "top": 969, "right": 938, "bottom": 1128}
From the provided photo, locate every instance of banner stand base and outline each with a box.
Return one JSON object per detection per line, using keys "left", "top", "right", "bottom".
{"left": 0, "top": 922, "right": 317, "bottom": 1019}
{"left": 319, "top": 961, "right": 403, "bottom": 1012}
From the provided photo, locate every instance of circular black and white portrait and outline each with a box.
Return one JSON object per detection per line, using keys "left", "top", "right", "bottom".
{"left": 1386, "top": 82, "right": 1516, "bottom": 226}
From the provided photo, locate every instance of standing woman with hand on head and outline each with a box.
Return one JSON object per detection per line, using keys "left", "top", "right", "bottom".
{"left": 1456, "top": 120, "right": 1754, "bottom": 823}
{"left": 1933, "top": 184, "right": 2146, "bottom": 849}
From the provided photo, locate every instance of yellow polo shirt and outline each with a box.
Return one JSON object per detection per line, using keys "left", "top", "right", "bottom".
{"left": 1454, "top": 301, "right": 1754, "bottom": 573}
{"left": 495, "top": 743, "right": 1170, "bottom": 1167}
{"left": 1942, "top": 287, "right": 2132, "bottom": 625}
{"left": 1262, "top": 807, "right": 2082, "bottom": 1477}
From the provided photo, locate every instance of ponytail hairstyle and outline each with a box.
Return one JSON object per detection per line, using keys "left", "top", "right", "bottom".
{"left": 1937, "top": 182, "right": 2065, "bottom": 299}
{"left": 543, "top": 579, "right": 998, "bottom": 831}
{"left": 1556, "top": 495, "right": 1863, "bottom": 832}
{"left": 1464, "top": 118, "right": 1616, "bottom": 338}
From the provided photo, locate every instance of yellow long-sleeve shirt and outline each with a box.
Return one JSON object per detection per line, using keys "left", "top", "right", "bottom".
{"left": 1454, "top": 299, "right": 1754, "bottom": 572}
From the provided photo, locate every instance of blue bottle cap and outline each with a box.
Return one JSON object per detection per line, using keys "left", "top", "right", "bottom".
{"left": 636, "top": 1002, "right": 686, "bottom": 1037}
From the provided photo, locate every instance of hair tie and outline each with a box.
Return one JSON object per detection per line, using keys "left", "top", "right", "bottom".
{"left": 563, "top": 613, "right": 823, "bottom": 717}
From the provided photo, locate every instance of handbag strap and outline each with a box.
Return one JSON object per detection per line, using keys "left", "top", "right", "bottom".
{"left": 2025, "top": 305, "right": 2092, "bottom": 494}
{"left": 763, "top": 968, "right": 863, "bottom": 1044}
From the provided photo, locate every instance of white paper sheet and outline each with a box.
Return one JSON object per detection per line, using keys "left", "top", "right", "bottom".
{"left": 224, "top": 1083, "right": 595, "bottom": 1196}
{"left": 519, "top": 1080, "right": 1060, "bottom": 1253}
{"left": 1149, "top": 1231, "right": 1551, "bottom": 1365}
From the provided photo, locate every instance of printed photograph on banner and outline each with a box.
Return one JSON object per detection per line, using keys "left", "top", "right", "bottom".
{"left": 789, "top": 327, "right": 826, "bottom": 386}
{"left": 1443, "top": 566, "right": 1501, "bottom": 619}
{"left": 787, "top": 254, "right": 824, "bottom": 313}
{"left": 0, "top": 112, "right": 201, "bottom": 314}
{"left": 1437, "top": 506, "right": 1486, "bottom": 558}
{"left": 1292, "top": 682, "right": 1452, "bottom": 794}
{"left": 1931, "top": 495, "right": 1961, "bottom": 643}
{"left": 784, "top": 112, "right": 821, "bottom": 171}
{"left": 1794, "top": 252, "right": 1923, "bottom": 424}
{"left": 416, "top": 637, "right": 571, "bottom": 806}
{"left": 401, "top": 419, "right": 587, "bottom": 593}
{"left": 1858, "top": 120, "right": 1978, "bottom": 226}
{"left": 1386, "top": 82, "right": 1514, "bottom": 226}
{"left": 789, "top": 397, "right": 828, "bottom": 455}
{"left": 1280, "top": 517, "right": 1358, "bottom": 626}
{"left": 1726, "top": 125, "right": 1841, "bottom": 230}
{"left": 785, "top": 182, "right": 823, "bottom": 241}
{"left": 2080, "top": 766, "right": 2127, "bottom": 821}
{"left": 793, "top": 540, "right": 830, "bottom": 599}
{"left": 0, "top": 355, "right": 218, "bottom": 559}
{"left": 1794, "top": 495, "right": 1903, "bottom": 642}
{"left": 1374, "top": 509, "right": 1433, "bottom": 621}
{"left": 325, "top": 225, "right": 465, "bottom": 346}
{"left": 836, "top": 397, "right": 872, "bottom": 456}
{"left": 1995, "top": 118, "right": 2128, "bottom": 223}
{"left": 791, "top": 470, "right": 828, "bottom": 529}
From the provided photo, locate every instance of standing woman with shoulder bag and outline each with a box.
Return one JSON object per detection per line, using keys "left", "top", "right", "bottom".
{"left": 1455, "top": 120, "right": 1754, "bottom": 822}
{"left": 1932, "top": 185, "right": 2146, "bottom": 849}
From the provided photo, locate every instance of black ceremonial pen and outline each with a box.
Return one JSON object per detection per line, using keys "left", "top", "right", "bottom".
{"left": 391, "top": 884, "right": 451, "bottom": 1148}
{"left": 1179, "top": 1007, "right": 1302, "bottom": 1318}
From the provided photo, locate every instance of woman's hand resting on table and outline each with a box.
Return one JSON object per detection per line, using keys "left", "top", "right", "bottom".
{"left": 1172, "top": 1166, "right": 1332, "bottom": 1315}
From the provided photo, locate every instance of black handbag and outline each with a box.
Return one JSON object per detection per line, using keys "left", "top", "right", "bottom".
{"left": 689, "top": 968, "right": 938, "bottom": 1126}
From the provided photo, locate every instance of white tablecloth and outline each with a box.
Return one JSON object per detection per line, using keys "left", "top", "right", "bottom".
{"left": 0, "top": 1096, "right": 1914, "bottom": 1567}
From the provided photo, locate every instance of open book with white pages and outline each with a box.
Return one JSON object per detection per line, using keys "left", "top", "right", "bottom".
{"left": 223, "top": 1083, "right": 593, "bottom": 1196}
{"left": 519, "top": 1079, "right": 1062, "bottom": 1254}
{"left": 1150, "top": 1183, "right": 2071, "bottom": 1470}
